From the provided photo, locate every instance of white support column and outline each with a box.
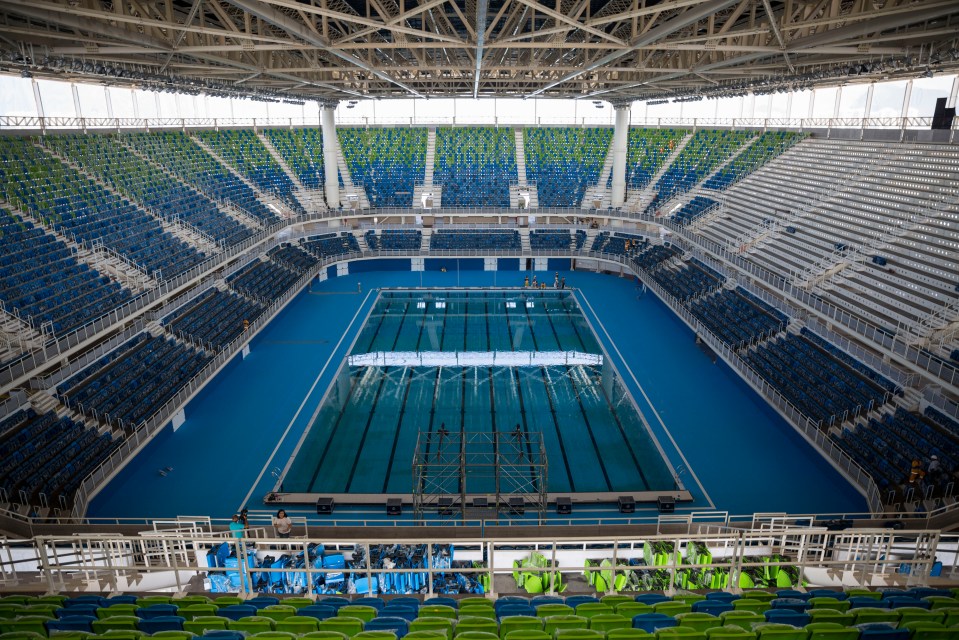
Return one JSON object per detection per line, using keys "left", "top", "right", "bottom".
{"left": 610, "top": 100, "right": 631, "bottom": 209}
{"left": 320, "top": 101, "right": 340, "bottom": 209}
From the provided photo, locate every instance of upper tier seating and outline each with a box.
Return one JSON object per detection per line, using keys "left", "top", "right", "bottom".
{"left": 263, "top": 128, "right": 326, "bottom": 190}
{"left": 58, "top": 333, "right": 211, "bottom": 431}
{"left": 429, "top": 231, "right": 521, "bottom": 251}
{"left": 530, "top": 230, "right": 574, "bottom": 251}
{"left": 0, "top": 208, "right": 131, "bottom": 336}
{"left": 648, "top": 259, "right": 725, "bottom": 303}
{"left": 670, "top": 196, "right": 719, "bottom": 226}
{"left": 268, "top": 244, "right": 321, "bottom": 274}
{"left": 614, "top": 128, "right": 688, "bottom": 190}
{"left": 164, "top": 288, "right": 265, "bottom": 352}
{"left": 339, "top": 128, "right": 427, "bottom": 208}
{"left": 0, "top": 137, "right": 205, "bottom": 280}
{"left": 591, "top": 232, "right": 648, "bottom": 257}
{"left": 125, "top": 132, "right": 277, "bottom": 224}
{"left": 524, "top": 128, "right": 612, "bottom": 207}
{"left": 303, "top": 233, "right": 362, "bottom": 260}
{"left": 0, "top": 409, "right": 120, "bottom": 508}
{"left": 44, "top": 134, "right": 254, "bottom": 247}
{"left": 703, "top": 131, "right": 804, "bottom": 191}
{"left": 434, "top": 128, "right": 517, "bottom": 207}
{"left": 690, "top": 288, "right": 789, "bottom": 348}
{"left": 195, "top": 130, "right": 305, "bottom": 215}
{"left": 365, "top": 230, "right": 422, "bottom": 251}
{"left": 646, "top": 130, "right": 752, "bottom": 212}
{"left": 227, "top": 259, "right": 301, "bottom": 303}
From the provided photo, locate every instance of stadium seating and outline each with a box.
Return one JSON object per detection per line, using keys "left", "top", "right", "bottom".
{"left": 365, "top": 230, "right": 423, "bottom": 251}
{"left": 163, "top": 289, "right": 265, "bottom": 352}
{"left": 670, "top": 197, "right": 719, "bottom": 226}
{"left": 591, "top": 232, "right": 648, "bottom": 257}
{"left": 339, "top": 128, "right": 427, "bottom": 208}
{"left": 616, "top": 129, "right": 688, "bottom": 191}
{"left": 429, "top": 231, "right": 521, "bottom": 251}
{"left": 0, "top": 207, "right": 132, "bottom": 336}
{"left": 703, "top": 132, "right": 804, "bottom": 191}
{"left": 125, "top": 132, "right": 277, "bottom": 224}
{"left": 689, "top": 288, "right": 788, "bottom": 349}
{"left": 195, "top": 130, "right": 305, "bottom": 215}
{"left": 530, "top": 230, "right": 574, "bottom": 251}
{"left": 303, "top": 233, "right": 362, "bottom": 260}
{"left": 648, "top": 260, "right": 725, "bottom": 303}
{"left": 524, "top": 128, "right": 612, "bottom": 207}
{"left": 57, "top": 333, "right": 211, "bottom": 431}
{"left": 43, "top": 134, "right": 254, "bottom": 246}
{"left": 263, "top": 129, "right": 327, "bottom": 190}
{"left": 0, "top": 137, "right": 206, "bottom": 280}
{"left": 268, "top": 244, "right": 322, "bottom": 274}
{"left": 227, "top": 259, "right": 302, "bottom": 304}
{"left": 434, "top": 128, "right": 517, "bottom": 207}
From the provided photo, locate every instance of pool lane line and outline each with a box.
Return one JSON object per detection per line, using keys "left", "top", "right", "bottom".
{"left": 573, "top": 287, "right": 715, "bottom": 511}
{"left": 239, "top": 287, "right": 376, "bottom": 511}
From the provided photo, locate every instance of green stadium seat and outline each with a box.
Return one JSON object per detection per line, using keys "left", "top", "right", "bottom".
{"left": 900, "top": 621, "right": 956, "bottom": 640}
{"left": 0, "top": 617, "right": 52, "bottom": 636}
{"left": 653, "top": 604, "right": 692, "bottom": 618}
{"left": 260, "top": 606, "right": 298, "bottom": 622}
{"left": 606, "top": 630, "right": 651, "bottom": 640}
{"left": 211, "top": 598, "right": 244, "bottom": 608}
{"left": 229, "top": 617, "right": 277, "bottom": 634}
{"left": 588, "top": 614, "right": 630, "bottom": 633}
{"left": 675, "top": 613, "right": 721, "bottom": 633}
{"left": 705, "top": 629, "right": 756, "bottom": 640}
{"left": 576, "top": 605, "right": 614, "bottom": 620}
{"left": 553, "top": 630, "right": 604, "bottom": 640}
{"left": 0, "top": 598, "right": 30, "bottom": 606}
{"left": 803, "top": 622, "right": 859, "bottom": 640}
{"left": 283, "top": 598, "right": 319, "bottom": 610}
{"left": 924, "top": 598, "right": 959, "bottom": 611}
{"left": 455, "top": 618, "right": 499, "bottom": 636}
{"left": 0, "top": 607, "right": 24, "bottom": 621}
{"left": 671, "top": 597, "right": 706, "bottom": 607}
{"left": 850, "top": 609, "right": 899, "bottom": 625}
{"left": 807, "top": 599, "right": 849, "bottom": 613}
{"left": 353, "top": 632, "right": 398, "bottom": 640}
{"left": 460, "top": 608, "right": 497, "bottom": 621}
{"left": 754, "top": 624, "right": 805, "bottom": 640}
{"left": 251, "top": 632, "right": 299, "bottom": 640}
{"left": 41, "top": 632, "right": 92, "bottom": 640}
{"left": 503, "top": 631, "right": 552, "bottom": 640}
{"left": 96, "top": 606, "right": 138, "bottom": 620}
{"left": 134, "top": 597, "right": 173, "bottom": 608}
{"left": 276, "top": 617, "right": 321, "bottom": 634}
{"left": 457, "top": 633, "right": 500, "bottom": 640}
{"left": 844, "top": 591, "right": 880, "bottom": 601}
{"left": 340, "top": 607, "right": 379, "bottom": 623}
{"left": 149, "top": 633, "right": 192, "bottom": 640}
{"left": 500, "top": 616, "right": 543, "bottom": 639}
{"left": 537, "top": 606, "right": 575, "bottom": 619}
{"left": 409, "top": 618, "right": 454, "bottom": 640}
{"left": 460, "top": 600, "right": 493, "bottom": 609}
{"left": 731, "top": 602, "right": 769, "bottom": 615}
{"left": 656, "top": 628, "right": 706, "bottom": 640}
{"left": 420, "top": 607, "right": 458, "bottom": 621}
{"left": 718, "top": 612, "right": 764, "bottom": 631}
{"left": 301, "top": 631, "right": 350, "bottom": 640}
{"left": 806, "top": 611, "right": 853, "bottom": 627}
{"left": 543, "top": 616, "right": 588, "bottom": 635}
{"left": 741, "top": 594, "right": 775, "bottom": 604}
{"left": 939, "top": 608, "right": 959, "bottom": 626}
{"left": 616, "top": 604, "right": 653, "bottom": 619}
{"left": 601, "top": 598, "right": 634, "bottom": 609}
{"left": 90, "top": 630, "right": 146, "bottom": 640}
{"left": 92, "top": 617, "right": 141, "bottom": 633}
{"left": 178, "top": 604, "right": 218, "bottom": 620}
{"left": 183, "top": 616, "right": 230, "bottom": 634}
{"left": 895, "top": 607, "right": 944, "bottom": 625}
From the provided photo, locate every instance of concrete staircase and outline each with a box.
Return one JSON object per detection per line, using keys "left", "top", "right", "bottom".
{"left": 414, "top": 128, "right": 439, "bottom": 209}
{"left": 255, "top": 132, "right": 322, "bottom": 213}
{"left": 582, "top": 144, "right": 616, "bottom": 209}
{"left": 335, "top": 146, "right": 371, "bottom": 210}
{"left": 624, "top": 131, "right": 695, "bottom": 212}
{"left": 520, "top": 229, "right": 531, "bottom": 254}
{"left": 515, "top": 128, "right": 527, "bottom": 186}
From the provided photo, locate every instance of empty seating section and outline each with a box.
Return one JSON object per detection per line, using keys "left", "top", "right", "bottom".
{"left": 0, "top": 208, "right": 131, "bottom": 335}
{"left": 268, "top": 244, "right": 321, "bottom": 273}
{"left": 0, "top": 137, "right": 205, "bottom": 280}
{"left": 703, "top": 132, "right": 804, "bottom": 191}
{"left": 339, "top": 128, "right": 427, "bottom": 208}
{"left": 126, "top": 132, "right": 276, "bottom": 223}
{"left": 227, "top": 260, "right": 301, "bottom": 303}
{"left": 44, "top": 134, "right": 254, "bottom": 246}
{"left": 429, "top": 231, "right": 521, "bottom": 251}
{"left": 530, "top": 230, "right": 574, "bottom": 251}
{"left": 631, "top": 244, "right": 682, "bottom": 271}
{"left": 618, "top": 128, "right": 688, "bottom": 190}
{"left": 524, "top": 128, "right": 612, "bottom": 207}
{"left": 0, "top": 409, "right": 120, "bottom": 508}
{"left": 648, "top": 259, "right": 725, "bottom": 303}
{"left": 264, "top": 128, "right": 325, "bottom": 189}
{"left": 365, "top": 230, "right": 422, "bottom": 251}
{"left": 591, "top": 232, "right": 648, "bottom": 257}
{"left": 575, "top": 230, "right": 587, "bottom": 249}
{"left": 744, "top": 332, "right": 889, "bottom": 425}
{"left": 647, "top": 130, "right": 752, "bottom": 212}
{"left": 195, "top": 130, "right": 305, "bottom": 215}
{"left": 58, "top": 334, "right": 211, "bottom": 431}
{"left": 799, "top": 328, "right": 898, "bottom": 394}
{"left": 671, "top": 196, "right": 718, "bottom": 226}
{"left": 164, "top": 289, "right": 264, "bottom": 352}
{"left": 690, "top": 288, "right": 788, "bottom": 348}
{"left": 434, "top": 128, "right": 516, "bottom": 207}
{"left": 303, "top": 233, "right": 361, "bottom": 259}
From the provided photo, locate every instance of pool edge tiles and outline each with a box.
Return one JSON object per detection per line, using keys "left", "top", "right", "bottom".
{"left": 277, "top": 287, "right": 690, "bottom": 507}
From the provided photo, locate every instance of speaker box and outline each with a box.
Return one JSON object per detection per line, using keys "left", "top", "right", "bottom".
{"left": 556, "top": 497, "right": 572, "bottom": 515}
{"left": 316, "top": 497, "right": 334, "bottom": 515}
{"left": 657, "top": 496, "right": 675, "bottom": 514}
{"left": 472, "top": 497, "right": 488, "bottom": 509}
{"left": 508, "top": 497, "right": 525, "bottom": 515}
{"left": 438, "top": 497, "right": 454, "bottom": 515}
{"left": 386, "top": 498, "right": 402, "bottom": 516}
{"left": 618, "top": 495, "right": 636, "bottom": 514}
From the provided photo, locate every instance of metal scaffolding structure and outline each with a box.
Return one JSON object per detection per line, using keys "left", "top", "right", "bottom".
{"left": 412, "top": 429, "right": 548, "bottom": 522}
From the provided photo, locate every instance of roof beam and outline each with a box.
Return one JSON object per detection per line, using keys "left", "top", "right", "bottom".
{"left": 473, "top": 0, "right": 489, "bottom": 98}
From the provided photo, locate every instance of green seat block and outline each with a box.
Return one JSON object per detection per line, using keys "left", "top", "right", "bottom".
{"left": 576, "top": 605, "right": 614, "bottom": 620}
{"left": 90, "top": 631, "right": 146, "bottom": 640}
{"left": 134, "top": 597, "right": 173, "bottom": 608}
{"left": 606, "top": 631, "right": 651, "bottom": 640}
{"left": 261, "top": 605, "right": 298, "bottom": 622}
{"left": 900, "top": 621, "right": 957, "bottom": 640}
{"left": 0, "top": 606, "right": 24, "bottom": 621}
{"left": 705, "top": 630, "right": 756, "bottom": 640}
{"left": 939, "top": 608, "right": 959, "bottom": 626}
{"left": 183, "top": 616, "right": 230, "bottom": 634}
{"left": 553, "top": 630, "right": 604, "bottom": 640}
{"left": 656, "top": 629, "right": 706, "bottom": 640}
{"left": 321, "top": 618, "right": 366, "bottom": 638}
{"left": 280, "top": 598, "right": 316, "bottom": 610}
{"left": 588, "top": 614, "right": 630, "bottom": 633}
{"left": 654, "top": 604, "right": 691, "bottom": 618}
{"left": 543, "top": 617, "right": 588, "bottom": 635}
{"left": 0, "top": 634, "right": 45, "bottom": 640}
{"left": 97, "top": 606, "right": 139, "bottom": 620}
{"left": 29, "top": 598, "right": 66, "bottom": 608}
{"left": 420, "top": 607, "right": 458, "bottom": 621}
{"left": 353, "top": 632, "right": 398, "bottom": 640}
{"left": 339, "top": 607, "right": 378, "bottom": 624}
{"left": 925, "top": 598, "right": 959, "bottom": 611}
{"left": 755, "top": 624, "right": 806, "bottom": 640}
{"left": 458, "top": 633, "right": 500, "bottom": 640}
{"left": 503, "top": 631, "right": 552, "bottom": 640}
{"left": 896, "top": 607, "right": 945, "bottom": 626}
{"left": 251, "top": 633, "right": 299, "bottom": 640}
{"left": 0, "top": 598, "right": 31, "bottom": 606}
{"left": 455, "top": 618, "right": 499, "bottom": 636}
{"left": 44, "top": 633, "right": 92, "bottom": 640}
{"left": 92, "top": 617, "right": 141, "bottom": 633}
{"left": 601, "top": 598, "right": 634, "bottom": 609}
{"left": 500, "top": 616, "right": 543, "bottom": 639}
{"left": 803, "top": 622, "right": 859, "bottom": 640}
{"left": 149, "top": 632, "right": 194, "bottom": 640}
{"left": 0, "top": 618, "right": 52, "bottom": 636}
{"left": 178, "top": 605, "right": 217, "bottom": 621}
{"left": 676, "top": 613, "right": 722, "bottom": 633}
{"left": 19, "top": 607, "right": 56, "bottom": 619}
{"left": 172, "top": 597, "right": 213, "bottom": 608}
{"left": 229, "top": 616, "right": 277, "bottom": 634}
{"left": 806, "top": 611, "right": 853, "bottom": 627}
{"left": 537, "top": 607, "right": 575, "bottom": 619}
{"left": 301, "top": 632, "right": 350, "bottom": 640}
{"left": 409, "top": 618, "right": 454, "bottom": 640}
{"left": 731, "top": 602, "right": 769, "bottom": 615}
{"left": 807, "top": 599, "right": 848, "bottom": 613}
{"left": 740, "top": 594, "right": 775, "bottom": 604}
{"left": 850, "top": 608, "right": 899, "bottom": 625}
{"left": 844, "top": 590, "right": 880, "bottom": 601}
{"left": 460, "top": 609, "right": 497, "bottom": 621}
{"left": 718, "top": 612, "right": 764, "bottom": 631}
{"left": 615, "top": 605, "right": 653, "bottom": 619}
{"left": 211, "top": 598, "right": 243, "bottom": 608}
{"left": 460, "top": 599, "right": 493, "bottom": 609}
{"left": 276, "top": 617, "right": 321, "bottom": 634}
{"left": 671, "top": 597, "right": 705, "bottom": 607}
